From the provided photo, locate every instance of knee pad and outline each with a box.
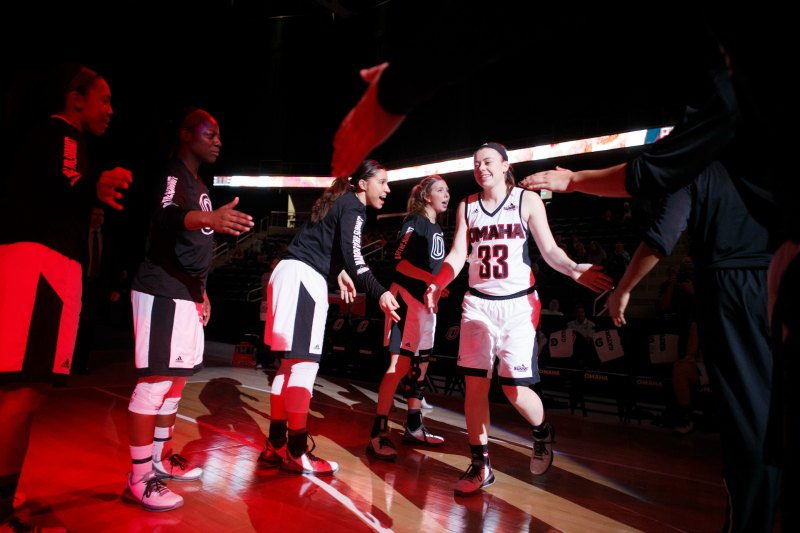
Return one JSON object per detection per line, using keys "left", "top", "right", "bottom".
{"left": 402, "top": 380, "right": 425, "bottom": 401}
{"left": 158, "top": 396, "right": 181, "bottom": 416}
{"left": 401, "top": 360, "right": 423, "bottom": 400}
{"left": 283, "top": 361, "right": 319, "bottom": 412}
{"left": 128, "top": 380, "right": 172, "bottom": 415}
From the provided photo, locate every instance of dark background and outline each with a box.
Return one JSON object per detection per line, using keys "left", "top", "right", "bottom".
{"left": 2, "top": 1, "right": 700, "bottom": 175}
{"left": 2, "top": 1, "right": 743, "bottom": 251}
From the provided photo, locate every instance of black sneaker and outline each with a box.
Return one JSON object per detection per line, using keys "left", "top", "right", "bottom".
{"left": 258, "top": 440, "right": 287, "bottom": 467}
{"left": 531, "top": 422, "right": 555, "bottom": 475}
{"left": 366, "top": 433, "right": 398, "bottom": 461}
{"left": 453, "top": 461, "right": 495, "bottom": 496}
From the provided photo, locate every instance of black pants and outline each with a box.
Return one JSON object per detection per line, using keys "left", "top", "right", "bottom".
{"left": 696, "top": 268, "right": 782, "bottom": 533}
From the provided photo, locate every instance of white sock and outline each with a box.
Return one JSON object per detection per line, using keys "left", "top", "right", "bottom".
{"left": 130, "top": 444, "right": 154, "bottom": 482}
{"left": 153, "top": 426, "right": 172, "bottom": 462}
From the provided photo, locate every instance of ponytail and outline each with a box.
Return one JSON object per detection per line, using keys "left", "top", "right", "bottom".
{"left": 310, "top": 176, "right": 352, "bottom": 224}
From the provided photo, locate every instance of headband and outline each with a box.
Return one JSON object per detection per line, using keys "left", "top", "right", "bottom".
{"left": 478, "top": 142, "right": 508, "bottom": 161}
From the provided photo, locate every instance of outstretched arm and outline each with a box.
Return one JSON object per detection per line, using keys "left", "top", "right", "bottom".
{"left": 606, "top": 243, "right": 663, "bottom": 326}
{"left": 397, "top": 259, "right": 449, "bottom": 297}
{"left": 519, "top": 164, "right": 630, "bottom": 198}
{"left": 184, "top": 196, "right": 254, "bottom": 236}
{"left": 425, "top": 200, "right": 468, "bottom": 311}
{"left": 331, "top": 63, "right": 406, "bottom": 178}
{"left": 524, "top": 191, "right": 614, "bottom": 293}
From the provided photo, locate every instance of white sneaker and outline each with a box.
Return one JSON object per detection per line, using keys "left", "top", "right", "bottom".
{"left": 420, "top": 397, "right": 434, "bottom": 409}
{"left": 366, "top": 433, "right": 398, "bottom": 461}
{"left": 123, "top": 471, "right": 184, "bottom": 512}
{"left": 453, "top": 462, "right": 495, "bottom": 496}
{"left": 154, "top": 453, "right": 203, "bottom": 481}
{"left": 402, "top": 425, "right": 445, "bottom": 446}
{"left": 530, "top": 423, "right": 555, "bottom": 475}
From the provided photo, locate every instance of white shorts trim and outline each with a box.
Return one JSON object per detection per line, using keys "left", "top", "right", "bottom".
{"left": 264, "top": 259, "right": 329, "bottom": 361}
{"left": 131, "top": 290, "right": 204, "bottom": 376}
{"left": 458, "top": 290, "right": 540, "bottom": 384}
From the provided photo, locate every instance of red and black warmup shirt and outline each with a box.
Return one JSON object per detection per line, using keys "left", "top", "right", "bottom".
{"left": 0, "top": 116, "right": 96, "bottom": 264}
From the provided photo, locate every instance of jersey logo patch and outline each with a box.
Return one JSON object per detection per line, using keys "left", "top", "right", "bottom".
{"left": 200, "top": 193, "right": 214, "bottom": 235}
{"left": 62, "top": 137, "right": 81, "bottom": 186}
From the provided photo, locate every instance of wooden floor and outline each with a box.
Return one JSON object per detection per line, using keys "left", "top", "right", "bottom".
{"left": 13, "top": 333, "right": 728, "bottom": 533}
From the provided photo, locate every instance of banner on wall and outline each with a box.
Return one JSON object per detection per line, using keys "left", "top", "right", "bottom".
{"left": 548, "top": 329, "right": 574, "bottom": 359}
{"left": 592, "top": 329, "right": 624, "bottom": 363}
{"left": 648, "top": 333, "right": 680, "bottom": 364}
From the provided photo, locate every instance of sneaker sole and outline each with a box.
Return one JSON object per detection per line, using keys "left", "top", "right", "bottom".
{"left": 530, "top": 453, "right": 554, "bottom": 475}
{"left": 402, "top": 435, "right": 445, "bottom": 447}
{"left": 153, "top": 471, "right": 203, "bottom": 481}
{"left": 453, "top": 472, "right": 496, "bottom": 497}
{"left": 257, "top": 458, "right": 286, "bottom": 468}
{"left": 121, "top": 487, "right": 184, "bottom": 512}
{"left": 280, "top": 465, "right": 339, "bottom": 476}
{"left": 257, "top": 454, "right": 286, "bottom": 468}
{"left": 365, "top": 444, "right": 397, "bottom": 462}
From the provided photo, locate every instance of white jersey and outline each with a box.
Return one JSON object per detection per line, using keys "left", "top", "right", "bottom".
{"left": 464, "top": 186, "right": 535, "bottom": 297}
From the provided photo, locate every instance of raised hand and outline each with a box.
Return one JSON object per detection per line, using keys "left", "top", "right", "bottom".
{"left": 519, "top": 166, "right": 574, "bottom": 193}
{"left": 97, "top": 166, "right": 132, "bottom": 210}
{"left": 424, "top": 283, "right": 443, "bottom": 314}
{"left": 210, "top": 197, "right": 254, "bottom": 236}
{"left": 573, "top": 263, "right": 615, "bottom": 293}
{"left": 379, "top": 290, "right": 401, "bottom": 323}
{"left": 605, "top": 288, "right": 630, "bottom": 327}
{"left": 331, "top": 62, "right": 406, "bottom": 178}
{"left": 337, "top": 270, "right": 356, "bottom": 303}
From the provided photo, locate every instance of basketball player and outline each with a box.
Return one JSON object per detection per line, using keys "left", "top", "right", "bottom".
{"left": 125, "top": 108, "right": 253, "bottom": 511}
{"left": 367, "top": 174, "right": 450, "bottom": 461}
{"left": 0, "top": 61, "right": 132, "bottom": 530}
{"left": 425, "top": 142, "right": 613, "bottom": 496}
{"left": 259, "top": 159, "right": 400, "bottom": 476}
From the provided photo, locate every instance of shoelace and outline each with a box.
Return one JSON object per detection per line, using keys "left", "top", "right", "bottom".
{"left": 143, "top": 476, "right": 170, "bottom": 498}
{"left": 407, "top": 425, "right": 434, "bottom": 440}
{"left": 533, "top": 440, "right": 549, "bottom": 459}
{"left": 303, "top": 434, "right": 325, "bottom": 463}
{"left": 167, "top": 453, "right": 189, "bottom": 471}
{"left": 459, "top": 462, "right": 484, "bottom": 482}
{"left": 377, "top": 435, "right": 396, "bottom": 450}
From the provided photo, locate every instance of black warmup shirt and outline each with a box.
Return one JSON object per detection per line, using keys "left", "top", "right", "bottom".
{"left": 285, "top": 191, "right": 386, "bottom": 300}
{"left": 625, "top": 62, "right": 780, "bottom": 260}
{"left": 391, "top": 213, "right": 445, "bottom": 302}
{"left": 642, "top": 161, "right": 772, "bottom": 271}
{"left": 132, "top": 160, "right": 214, "bottom": 303}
